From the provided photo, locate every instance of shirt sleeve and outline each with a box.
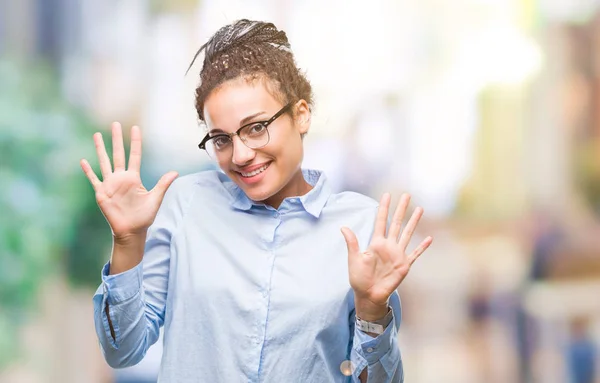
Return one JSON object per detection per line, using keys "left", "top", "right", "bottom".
{"left": 92, "top": 177, "right": 189, "bottom": 369}
{"left": 350, "top": 291, "right": 403, "bottom": 382}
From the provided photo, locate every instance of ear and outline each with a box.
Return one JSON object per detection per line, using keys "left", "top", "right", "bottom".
{"left": 294, "top": 99, "right": 311, "bottom": 135}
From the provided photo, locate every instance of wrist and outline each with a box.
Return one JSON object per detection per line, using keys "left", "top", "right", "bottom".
{"left": 356, "top": 307, "right": 394, "bottom": 335}
{"left": 109, "top": 234, "right": 146, "bottom": 275}
{"left": 113, "top": 231, "right": 147, "bottom": 247}
{"left": 355, "top": 297, "right": 389, "bottom": 321}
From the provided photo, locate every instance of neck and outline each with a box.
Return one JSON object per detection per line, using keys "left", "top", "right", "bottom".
{"left": 263, "top": 169, "right": 312, "bottom": 209}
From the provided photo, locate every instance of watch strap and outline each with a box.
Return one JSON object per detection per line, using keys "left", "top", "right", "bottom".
{"left": 356, "top": 307, "right": 393, "bottom": 335}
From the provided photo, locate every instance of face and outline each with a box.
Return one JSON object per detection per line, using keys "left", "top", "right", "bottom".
{"left": 203, "top": 77, "right": 311, "bottom": 207}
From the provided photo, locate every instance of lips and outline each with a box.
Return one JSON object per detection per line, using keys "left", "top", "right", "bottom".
{"left": 235, "top": 161, "right": 272, "bottom": 177}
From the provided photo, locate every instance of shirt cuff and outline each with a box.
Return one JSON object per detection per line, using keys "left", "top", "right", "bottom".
{"left": 100, "top": 261, "right": 143, "bottom": 304}
{"left": 353, "top": 311, "right": 396, "bottom": 365}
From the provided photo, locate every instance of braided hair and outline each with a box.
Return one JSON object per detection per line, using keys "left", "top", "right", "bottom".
{"left": 187, "top": 19, "right": 313, "bottom": 122}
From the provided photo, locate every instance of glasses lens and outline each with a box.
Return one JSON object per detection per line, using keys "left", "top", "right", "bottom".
{"left": 240, "top": 123, "right": 270, "bottom": 149}
{"left": 204, "top": 136, "right": 232, "bottom": 160}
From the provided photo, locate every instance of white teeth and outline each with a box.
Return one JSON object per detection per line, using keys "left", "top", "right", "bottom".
{"left": 240, "top": 163, "right": 269, "bottom": 177}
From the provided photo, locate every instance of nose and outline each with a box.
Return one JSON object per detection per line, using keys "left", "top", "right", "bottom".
{"left": 231, "top": 135, "right": 255, "bottom": 166}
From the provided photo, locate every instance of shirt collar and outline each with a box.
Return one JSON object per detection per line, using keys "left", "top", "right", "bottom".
{"left": 297, "top": 169, "right": 330, "bottom": 218}
{"left": 221, "top": 168, "right": 330, "bottom": 218}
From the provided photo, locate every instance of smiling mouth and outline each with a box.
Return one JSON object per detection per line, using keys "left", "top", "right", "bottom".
{"left": 238, "top": 162, "right": 271, "bottom": 178}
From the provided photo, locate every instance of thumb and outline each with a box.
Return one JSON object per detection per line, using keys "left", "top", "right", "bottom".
{"left": 151, "top": 171, "right": 179, "bottom": 199}
{"left": 341, "top": 227, "right": 360, "bottom": 256}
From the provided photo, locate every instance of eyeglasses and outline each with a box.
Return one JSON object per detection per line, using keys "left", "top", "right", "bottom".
{"left": 198, "top": 102, "right": 294, "bottom": 160}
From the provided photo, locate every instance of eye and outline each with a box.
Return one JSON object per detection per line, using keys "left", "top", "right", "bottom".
{"left": 245, "top": 123, "right": 267, "bottom": 137}
{"left": 212, "top": 136, "right": 231, "bottom": 149}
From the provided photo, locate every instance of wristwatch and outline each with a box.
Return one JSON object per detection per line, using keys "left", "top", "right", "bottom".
{"left": 355, "top": 307, "right": 393, "bottom": 335}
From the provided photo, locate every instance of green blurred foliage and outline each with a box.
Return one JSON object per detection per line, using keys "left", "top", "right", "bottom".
{"left": 0, "top": 58, "right": 109, "bottom": 367}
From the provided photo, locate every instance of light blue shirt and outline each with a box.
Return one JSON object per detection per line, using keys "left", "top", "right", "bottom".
{"left": 93, "top": 169, "right": 403, "bottom": 382}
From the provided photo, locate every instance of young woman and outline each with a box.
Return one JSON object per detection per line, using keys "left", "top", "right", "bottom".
{"left": 81, "top": 19, "right": 433, "bottom": 383}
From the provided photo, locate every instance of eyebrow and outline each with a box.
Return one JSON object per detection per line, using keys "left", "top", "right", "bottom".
{"left": 240, "top": 111, "right": 266, "bottom": 126}
{"left": 208, "top": 111, "right": 266, "bottom": 135}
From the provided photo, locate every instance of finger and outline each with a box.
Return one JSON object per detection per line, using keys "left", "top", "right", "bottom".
{"left": 374, "top": 193, "right": 391, "bottom": 238}
{"left": 128, "top": 125, "right": 142, "bottom": 172}
{"left": 407, "top": 236, "right": 433, "bottom": 265}
{"left": 388, "top": 193, "right": 411, "bottom": 241}
{"left": 80, "top": 159, "right": 101, "bottom": 190}
{"left": 94, "top": 132, "right": 112, "bottom": 180}
{"left": 112, "top": 122, "right": 126, "bottom": 172}
{"left": 398, "top": 206, "right": 424, "bottom": 250}
{"left": 341, "top": 227, "right": 360, "bottom": 257}
{"left": 151, "top": 171, "right": 179, "bottom": 201}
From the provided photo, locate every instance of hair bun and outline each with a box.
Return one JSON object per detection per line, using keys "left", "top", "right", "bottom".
{"left": 187, "top": 19, "right": 290, "bottom": 75}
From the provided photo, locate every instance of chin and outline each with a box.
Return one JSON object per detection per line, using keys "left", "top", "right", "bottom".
{"left": 226, "top": 164, "right": 281, "bottom": 203}
{"left": 242, "top": 187, "right": 274, "bottom": 203}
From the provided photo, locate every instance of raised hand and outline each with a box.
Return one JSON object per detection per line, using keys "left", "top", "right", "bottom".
{"left": 80, "top": 122, "right": 178, "bottom": 241}
{"left": 341, "top": 193, "right": 433, "bottom": 320}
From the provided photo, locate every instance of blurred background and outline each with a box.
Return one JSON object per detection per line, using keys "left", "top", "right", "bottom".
{"left": 1, "top": 0, "right": 600, "bottom": 382}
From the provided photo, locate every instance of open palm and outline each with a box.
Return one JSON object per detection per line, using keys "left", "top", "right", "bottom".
{"left": 80, "top": 122, "right": 178, "bottom": 240}
{"left": 342, "top": 193, "right": 433, "bottom": 307}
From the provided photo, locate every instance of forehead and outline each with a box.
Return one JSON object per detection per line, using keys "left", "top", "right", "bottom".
{"left": 203, "top": 77, "right": 282, "bottom": 132}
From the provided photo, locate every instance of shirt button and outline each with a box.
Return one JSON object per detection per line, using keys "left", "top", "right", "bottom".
{"left": 366, "top": 347, "right": 374, "bottom": 353}
{"left": 274, "top": 212, "right": 280, "bottom": 218}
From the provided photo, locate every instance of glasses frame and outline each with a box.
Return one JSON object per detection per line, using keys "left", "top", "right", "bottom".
{"left": 198, "top": 101, "right": 294, "bottom": 153}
